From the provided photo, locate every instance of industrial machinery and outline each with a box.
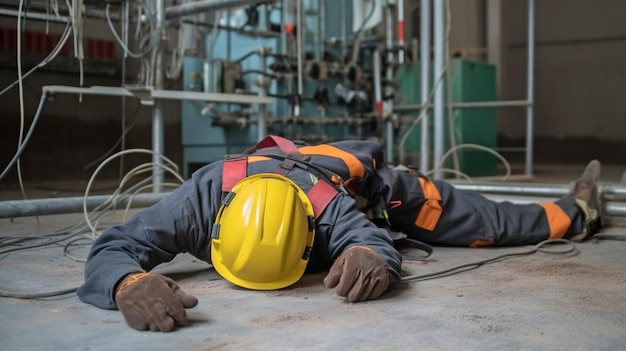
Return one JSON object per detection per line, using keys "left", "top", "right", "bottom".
{"left": 176, "top": 0, "right": 500, "bottom": 178}
{"left": 0, "top": 0, "right": 505, "bottom": 181}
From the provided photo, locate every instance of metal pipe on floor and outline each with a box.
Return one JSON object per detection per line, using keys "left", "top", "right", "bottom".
{"left": 3, "top": 182, "right": 625, "bottom": 218}
{"left": 450, "top": 182, "right": 626, "bottom": 200}
{"left": 0, "top": 194, "right": 167, "bottom": 219}
{"left": 450, "top": 182, "right": 570, "bottom": 197}
{"left": 450, "top": 181, "right": 626, "bottom": 217}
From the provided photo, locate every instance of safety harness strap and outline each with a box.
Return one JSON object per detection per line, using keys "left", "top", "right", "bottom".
{"left": 244, "top": 135, "right": 300, "bottom": 155}
{"left": 221, "top": 136, "right": 340, "bottom": 219}
{"left": 307, "top": 179, "right": 341, "bottom": 218}
{"left": 221, "top": 157, "right": 248, "bottom": 192}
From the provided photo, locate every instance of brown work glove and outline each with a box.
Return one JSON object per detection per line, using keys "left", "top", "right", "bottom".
{"left": 115, "top": 272, "right": 198, "bottom": 332}
{"left": 323, "top": 246, "right": 390, "bottom": 302}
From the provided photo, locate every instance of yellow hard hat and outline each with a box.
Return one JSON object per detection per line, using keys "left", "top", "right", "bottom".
{"left": 211, "top": 173, "right": 315, "bottom": 290}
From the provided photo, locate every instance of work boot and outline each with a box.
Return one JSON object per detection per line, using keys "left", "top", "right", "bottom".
{"left": 567, "top": 159, "right": 603, "bottom": 242}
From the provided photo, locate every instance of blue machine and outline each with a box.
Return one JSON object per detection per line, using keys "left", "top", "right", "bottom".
{"left": 180, "top": 1, "right": 498, "bottom": 178}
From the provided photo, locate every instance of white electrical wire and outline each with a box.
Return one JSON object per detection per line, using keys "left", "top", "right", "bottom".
{"left": 165, "top": 20, "right": 185, "bottom": 80}
{"left": 105, "top": 2, "right": 159, "bottom": 59}
{"left": 436, "top": 143, "right": 512, "bottom": 182}
{"left": 423, "top": 167, "right": 473, "bottom": 181}
{"left": 65, "top": 0, "right": 85, "bottom": 93}
{"left": 82, "top": 149, "right": 182, "bottom": 236}
{"left": 122, "top": 182, "right": 182, "bottom": 222}
{"left": 207, "top": 10, "right": 221, "bottom": 60}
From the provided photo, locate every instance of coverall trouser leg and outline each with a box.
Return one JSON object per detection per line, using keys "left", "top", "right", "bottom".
{"left": 386, "top": 171, "right": 586, "bottom": 247}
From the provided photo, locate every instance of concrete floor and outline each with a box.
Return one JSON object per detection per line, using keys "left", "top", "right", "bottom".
{"left": 1, "top": 165, "right": 625, "bottom": 350}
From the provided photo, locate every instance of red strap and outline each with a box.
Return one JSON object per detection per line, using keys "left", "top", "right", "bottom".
{"left": 244, "top": 135, "right": 300, "bottom": 155}
{"left": 221, "top": 157, "right": 247, "bottom": 192}
{"left": 307, "top": 180, "right": 339, "bottom": 218}
{"left": 222, "top": 136, "right": 338, "bottom": 219}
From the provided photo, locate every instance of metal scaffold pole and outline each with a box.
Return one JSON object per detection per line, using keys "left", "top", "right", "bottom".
{"left": 525, "top": 0, "right": 535, "bottom": 176}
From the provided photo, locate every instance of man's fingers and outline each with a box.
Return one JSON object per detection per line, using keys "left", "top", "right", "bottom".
{"left": 175, "top": 290, "right": 199, "bottom": 309}
{"left": 123, "top": 307, "right": 149, "bottom": 331}
{"left": 326, "top": 246, "right": 390, "bottom": 302}
{"left": 347, "top": 276, "right": 373, "bottom": 302}
{"left": 323, "top": 257, "right": 345, "bottom": 288}
{"left": 336, "top": 268, "right": 359, "bottom": 297}
{"left": 146, "top": 300, "right": 177, "bottom": 332}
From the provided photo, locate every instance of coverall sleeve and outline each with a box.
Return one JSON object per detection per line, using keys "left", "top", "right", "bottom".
{"left": 76, "top": 165, "right": 224, "bottom": 310}
{"left": 314, "top": 192, "right": 403, "bottom": 287}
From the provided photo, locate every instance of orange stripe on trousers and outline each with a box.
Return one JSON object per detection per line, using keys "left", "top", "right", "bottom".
{"left": 414, "top": 178, "right": 442, "bottom": 231}
{"left": 538, "top": 203, "right": 572, "bottom": 239}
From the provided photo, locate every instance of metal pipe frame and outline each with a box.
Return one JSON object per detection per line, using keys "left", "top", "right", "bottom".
{"left": 4, "top": 182, "right": 626, "bottom": 219}
{"left": 0, "top": 8, "right": 69, "bottom": 22}
{"left": 373, "top": 48, "right": 383, "bottom": 127}
{"left": 394, "top": 100, "right": 533, "bottom": 113}
{"left": 525, "top": 0, "right": 535, "bottom": 176}
{"left": 450, "top": 182, "right": 626, "bottom": 199}
{"left": 165, "top": 0, "right": 270, "bottom": 20}
{"left": 432, "top": 0, "right": 445, "bottom": 179}
{"left": 420, "top": 0, "right": 431, "bottom": 172}
{"left": 153, "top": 0, "right": 165, "bottom": 193}
{"left": 42, "top": 85, "right": 273, "bottom": 104}
{"left": 397, "top": 0, "right": 405, "bottom": 65}
{"left": 257, "top": 49, "right": 268, "bottom": 140}
{"left": 295, "top": 0, "right": 304, "bottom": 118}
{"left": 384, "top": 4, "right": 395, "bottom": 162}
{"left": 449, "top": 181, "right": 626, "bottom": 217}
{"left": 411, "top": 0, "right": 535, "bottom": 176}
{"left": 0, "top": 5, "right": 120, "bottom": 23}
{"left": 0, "top": 194, "right": 167, "bottom": 219}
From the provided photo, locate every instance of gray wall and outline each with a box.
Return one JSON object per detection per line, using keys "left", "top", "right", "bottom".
{"left": 498, "top": 0, "right": 626, "bottom": 163}
{"left": 404, "top": 0, "right": 625, "bottom": 164}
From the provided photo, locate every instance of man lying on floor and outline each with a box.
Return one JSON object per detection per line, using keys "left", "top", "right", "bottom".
{"left": 77, "top": 136, "right": 603, "bottom": 331}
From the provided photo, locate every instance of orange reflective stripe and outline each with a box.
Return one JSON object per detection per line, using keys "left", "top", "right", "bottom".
{"left": 247, "top": 156, "right": 271, "bottom": 163}
{"left": 539, "top": 203, "right": 572, "bottom": 239}
{"left": 470, "top": 240, "right": 495, "bottom": 248}
{"left": 299, "top": 145, "right": 365, "bottom": 179}
{"left": 414, "top": 177, "right": 443, "bottom": 231}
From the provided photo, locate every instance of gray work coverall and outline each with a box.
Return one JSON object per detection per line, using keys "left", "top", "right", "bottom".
{"left": 77, "top": 138, "right": 586, "bottom": 309}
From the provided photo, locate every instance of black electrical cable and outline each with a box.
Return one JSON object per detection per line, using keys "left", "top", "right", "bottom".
{"left": 0, "top": 91, "right": 48, "bottom": 183}
{"left": 0, "top": 287, "right": 77, "bottom": 299}
{"left": 401, "top": 239, "right": 577, "bottom": 283}
{"left": 0, "top": 231, "right": 84, "bottom": 256}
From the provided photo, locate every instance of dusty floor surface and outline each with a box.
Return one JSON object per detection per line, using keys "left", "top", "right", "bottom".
{"left": 0, "top": 210, "right": 624, "bottom": 351}
{"left": 1, "top": 164, "right": 625, "bottom": 351}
